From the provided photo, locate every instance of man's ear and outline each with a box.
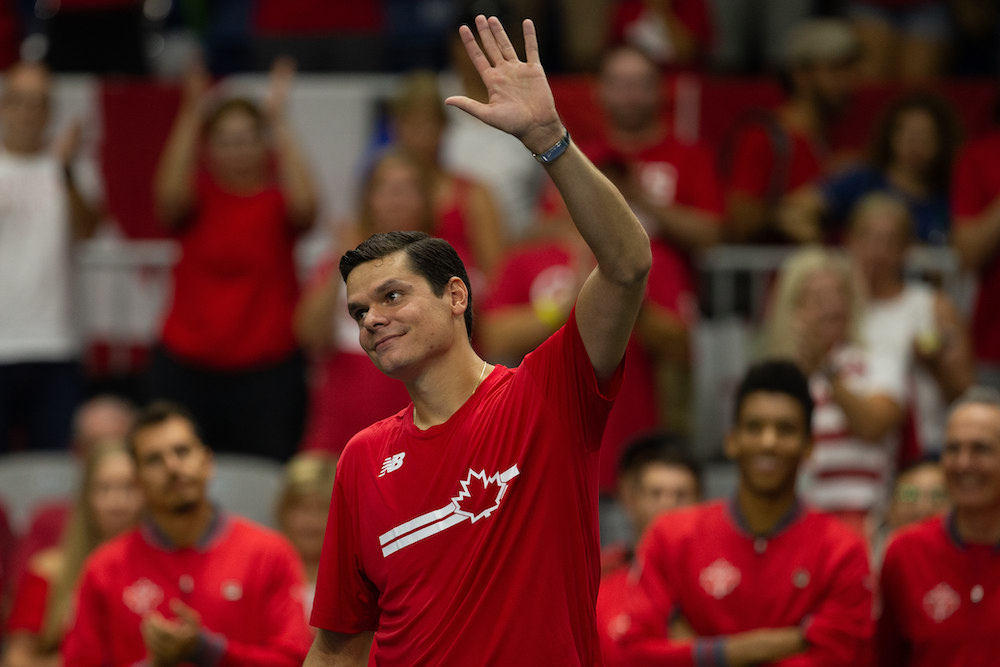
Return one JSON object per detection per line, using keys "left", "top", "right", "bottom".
{"left": 448, "top": 276, "right": 469, "bottom": 315}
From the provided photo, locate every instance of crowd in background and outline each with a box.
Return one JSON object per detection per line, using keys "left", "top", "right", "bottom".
{"left": 2, "top": 0, "right": 1000, "bottom": 663}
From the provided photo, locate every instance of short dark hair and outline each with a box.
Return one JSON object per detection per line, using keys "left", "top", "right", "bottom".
{"left": 733, "top": 359, "right": 814, "bottom": 437}
{"left": 617, "top": 431, "right": 703, "bottom": 497}
{"left": 126, "top": 400, "right": 204, "bottom": 458}
{"left": 203, "top": 97, "right": 266, "bottom": 139}
{"left": 340, "top": 231, "right": 474, "bottom": 339}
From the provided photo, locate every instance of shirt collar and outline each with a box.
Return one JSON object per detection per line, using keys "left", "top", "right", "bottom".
{"left": 944, "top": 510, "right": 1000, "bottom": 552}
{"left": 727, "top": 495, "right": 803, "bottom": 539}
{"left": 141, "top": 505, "right": 229, "bottom": 552}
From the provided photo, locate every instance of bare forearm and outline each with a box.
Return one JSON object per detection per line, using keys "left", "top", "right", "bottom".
{"left": 479, "top": 307, "right": 563, "bottom": 362}
{"left": 65, "top": 170, "right": 101, "bottom": 240}
{"left": 647, "top": 202, "right": 721, "bottom": 251}
{"left": 829, "top": 376, "right": 902, "bottom": 442}
{"left": 293, "top": 277, "right": 339, "bottom": 353}
{"left": 953, "top": 206, "right": 1000, "bottom": 272}
{"left": 302, "top": 630, "right": 373, "bottom": 667}
{"left": 272, "top": 118, "right": 318, "bottom": 230}
{"left": 723, "top": 627, "right": 807, "bottom": 666}
{"left": 153, "top": 102, "right": 202, "bottom": 228}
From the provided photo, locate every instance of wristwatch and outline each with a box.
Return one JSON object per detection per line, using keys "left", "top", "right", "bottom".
{"left": 531, "top": 129, "right": 571, "bottom": 164}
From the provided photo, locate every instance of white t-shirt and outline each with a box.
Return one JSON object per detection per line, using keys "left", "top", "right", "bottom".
{"left": 0, "top": 149, "right": 78, "bottom": 361}
{"left": 799, "top": 343, "right": 906, "bottom": 515}
{"left": 863, "top": 283, "right": 947, "bottom": 453}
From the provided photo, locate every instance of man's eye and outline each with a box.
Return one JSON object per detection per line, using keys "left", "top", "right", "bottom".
{"left": 353, "top": 309, "right": 367, "bottom": 322}
{"left": 387, "top": 291, "right": 401, "bottom": 302}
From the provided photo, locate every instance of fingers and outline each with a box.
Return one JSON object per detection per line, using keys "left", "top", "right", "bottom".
{"left": 487, "top": 15, "right": 519, "bottom": 62}
{"left": 170, "top": 599, "right": 202, "bottom": 627}
{"left": 457, "top": 23, "right": 493, "bottom": 77}
{"left": 474, "top": 14, "right": 504, "bottom": 66}
{"left": 522, "top": 18, "right": 540, "bottom": 65}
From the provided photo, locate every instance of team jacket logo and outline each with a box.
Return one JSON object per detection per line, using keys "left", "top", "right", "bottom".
{"left": 123, "top": 578, "right": 164, "bottom": 615}
{"left": 379, "top": 452, "right": 406, "bottom": 477}
{"left": 378, "top": 464, "right": 520, "bottom": 557}
{"left": 699, "top": 558, "right": 741, "bottom": 599}
{"left": 923, "top": 582, "right": 961, "bottom": 622}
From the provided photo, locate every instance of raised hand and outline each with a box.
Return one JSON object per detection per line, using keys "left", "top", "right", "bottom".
{"left": 264, "top": 56, "right": 296, "bottom": 122}
{"left": 445, "top": 15, "right": 563, "bottom": 155}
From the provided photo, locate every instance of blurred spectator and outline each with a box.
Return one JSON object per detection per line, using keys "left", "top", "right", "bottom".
{"left": 293, "top": 151, "right": 419, "bottom": 457}
{"left": 4, "top": 395, "right": 137, "bottom": 602}
{"left": 276, "top": 452, "right": 337, "bottom": 623}
{"left": 870, "top": 454, "right": 948, "bottom": 565}
{"left": 616, "top": 359, "right": 873, "bottom": 665}
{"left": 387, "top": 70, "right": 506, "bottom": 288}
{"left": 62, "top": 401, "right": 312, "bottom": 665}
{"left": 0, "top": 62, "right": 101, "bottom": 453}
{"left": 479, "top": 190, "right": 694, "bottom": 508}
{"left": 721, "top": 18, "right": 860, "bottom": 243}
{"left": 148, "top": 58, "right": 317, "bottom": 462}
{"left": 587, "top": 45, "right": 723, "bottom": 257}
{"left": 40, "top": 0, "right": 147, "bottom": 75}
{"left": 764, "top": 246, "right": 905, "bottom": 534}
{"left": 251, "top": 0, "right": 386, "bottom": 72}
{"left": 846, "top": 193, "right": 974, "bottom": 459}
{"left": 2, "top": 440, "right": 143, "bottom": 667}
{"left": 441, "top": 6, "right": 546, "bottom": 242}
{"left": 780, "top": 91, "right": 961, "bottom": 244}
{"left": 607, "top": 0, "right": 714, "bottom": 70}
{"left": 846, "top": 0, "right": 951, "bottom": 82}
{"left": 706, "top": 0, "right": 814, "bottom": 74}
{"left": 71, "top": 394, "right": 136, "bottom": 457}
{"left": 877, "top": 387, "right": 1000, "bottom": 665}
{"left": 596, "top": 431, "right": 701, "bottom": 665}
{"left": 950, "top": 108, "right": 1000, "bottom": 393}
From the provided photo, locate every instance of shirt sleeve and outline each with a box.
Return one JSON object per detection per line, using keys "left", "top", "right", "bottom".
{"left": 777, "top": 531, "right": 874, "bottom": 667}
{"left": 725, "top": 125, "right": 773, "bottom": 198}
{"left": 62, "top": 564, "right": 113, "bottom": 667}
{"left": 309, "top": 450, "right": 380, "bottom": 634}
{"left": 215, "top": 539, "right": 312, "bottom": 667}
{"left": 5, "top": 568, "right": 49, "bottom": 634}
{"left": 616, "top": 522, "right": 718, "bottom": 667}
{"left": 874, "top": 537, "right": 911, "bottom": 667}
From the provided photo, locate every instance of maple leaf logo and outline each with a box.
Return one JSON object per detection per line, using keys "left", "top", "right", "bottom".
{"left": 451, "top": 469, "right": 512, "bottom": 523}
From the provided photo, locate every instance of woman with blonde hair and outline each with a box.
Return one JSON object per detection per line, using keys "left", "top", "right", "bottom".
{"left": 276, "top": 452, "right": 337, "bottom": 622}
{"left": 762, "top": 245, "right": 905, "bottom": 537}
{"left": 2, "top": 440, "right": 144, "bottom": 666}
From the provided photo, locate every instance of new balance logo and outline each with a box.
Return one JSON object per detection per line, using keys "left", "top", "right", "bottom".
{"left": 379, "top": 453, "right": 406, "bottom": 477}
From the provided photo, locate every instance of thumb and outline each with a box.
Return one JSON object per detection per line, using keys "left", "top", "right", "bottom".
{"left": 170, "top": 599, "right": 201, "bottom": 626}
{"left": 445, "top": 95, "right": 488, "bottom": 120}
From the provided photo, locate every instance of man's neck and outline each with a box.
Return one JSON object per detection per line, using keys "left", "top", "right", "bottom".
{"left": 151, "top": 501, "right": 215, "bottom": 548}
{"left": 954, "top": 506, "right": 1000, "bottom": 545}
{"left": 735, "top": 484, "right": 798, "bottom": 536}
{"left": 408, "top": 349, "right": 488, "bottom": 430}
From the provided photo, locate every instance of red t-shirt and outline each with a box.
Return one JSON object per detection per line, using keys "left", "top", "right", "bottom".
{"left": 951, "top": 130, "right": 1000, "bottom": 363}
{"left": 62, "top": 514, "right": 312, "bottom": 667}
{"left": 311, "top": 312, "right": 623, "bottom": 664}
{"left": 6, "top": 567, "right": 49, "bottom": 634}
{"left": 160, "top": 175, "right": 300, "bottom": 370}
{"left": 726, "top": 122, "right": 825, "bottom": 199}
{"left": 877, "top": 514, "right": 1000, "bottom": 667}
{"left": 609, "top": 0, "right": 713, "bottom": 66}
{"left": 253, "top": 0, "right": 383, "bottom": 34}
{"left": 433, "top": 175, "right": 480, "bottom": 279}
{"left": 597, "top": 565, "right": 633, "bottom": 667}
{"left": 620, "top": 499, "right": 873, "bottom": 666}
{"left": 482, "top": 239, "right": 693, "bottom": 496}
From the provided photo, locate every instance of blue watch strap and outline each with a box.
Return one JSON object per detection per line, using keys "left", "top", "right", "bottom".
{"left": 531, "top": 129, "right": 571, "bottom": 164}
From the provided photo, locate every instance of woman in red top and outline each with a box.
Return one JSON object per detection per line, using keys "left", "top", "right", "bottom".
{"left": 149, "top": 58, "right": 318, "bottom": 461}
{"left": 2, "top": 440, "right": 143, "bottom": 667}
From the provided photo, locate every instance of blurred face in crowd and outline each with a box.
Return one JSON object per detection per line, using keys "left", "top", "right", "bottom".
{"left": 726, "top": 391, "right": 812, "bottom": 500}
{"left": 887, "top": 462, "right": 948, "bottom": 531}
{"left": 0, "top": 63, "right": 51, "bottom": 153}
{"left": 89, "top": 449, "right": 144, "bottom": 540}
{"left": 74, "top": 397, "right": 136, "bottom": 457}
{"left": 795, "top": 58, "right": 856, "bottom": 118}
{"left": 206, "top": 106, "right": 268, "bottom": 184}
{"left": 367, "top": 155, "right": 430, "bottom": 233}
{"left": 796, "top": 267, "right": 851, "bottom": 351}
{"left": 846, "top": 203, "right": 909, "bottom": 290}
{"left": 623, "top": 462, "right": 700, "bottom": 537}
{"left": 891, "top": 108, "right": 939, "bottom": 175}
{"left": 281, "top": 491, "right": 329, "bottom": 566}
{"left": 393, "top": 106, "right": 444, "bottom": 166}
{"left": 942, "top": 403, "right": 1000, "bottom": 515}
{"left": 598, "top": 48, "right": 663, "bottom": 134}
{"left": 132, "top": 416, "right": 215, "bottom": 516}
